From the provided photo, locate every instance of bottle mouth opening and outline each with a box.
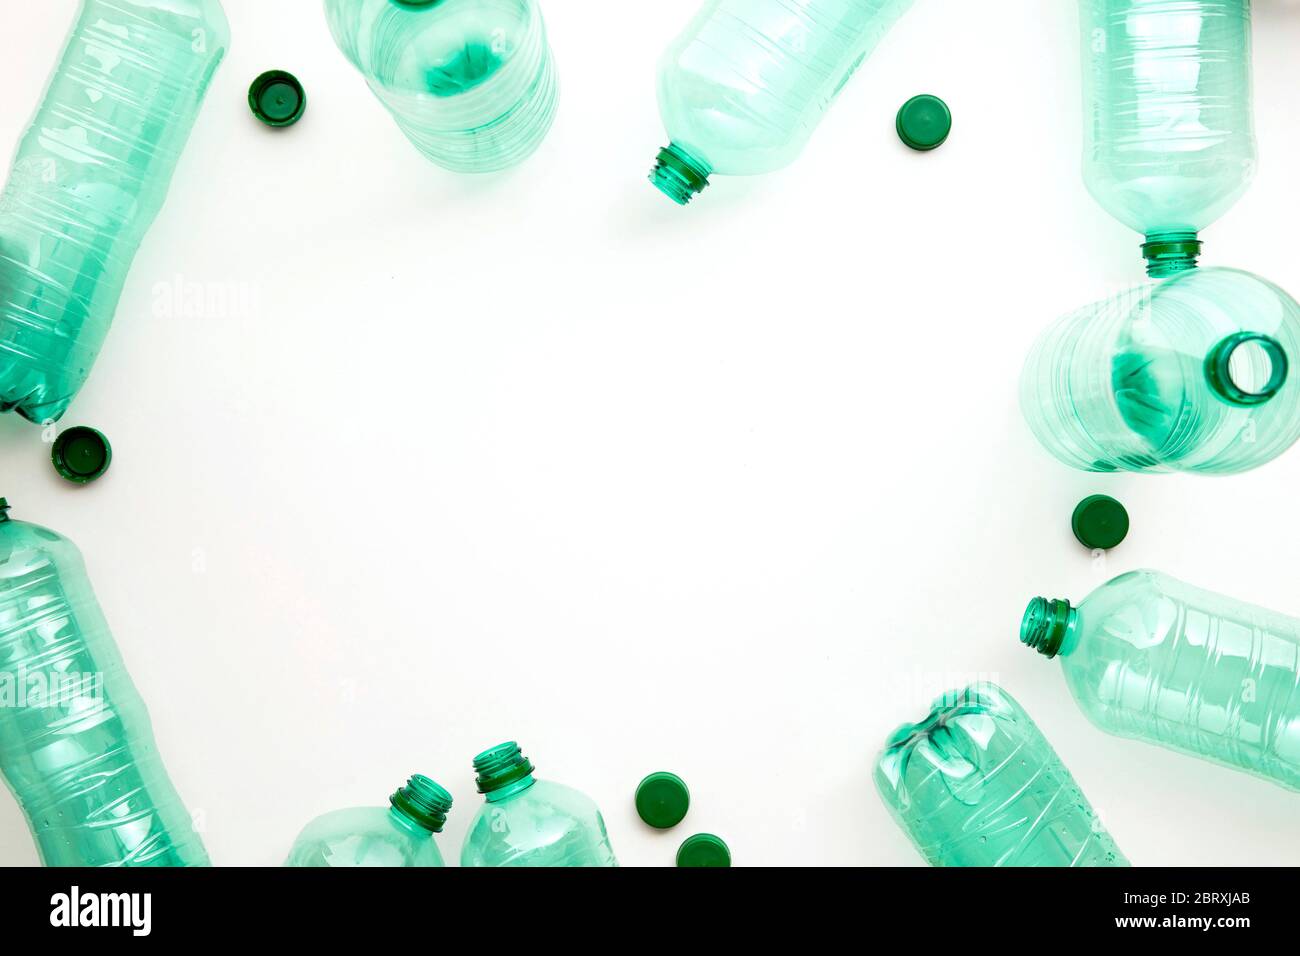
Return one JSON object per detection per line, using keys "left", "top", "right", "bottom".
{"left": 1020, "top": 597, "right": 1072, "bottom": 658}
{"left": 1205, "top": 332, "right": 1289, "bottom": 407}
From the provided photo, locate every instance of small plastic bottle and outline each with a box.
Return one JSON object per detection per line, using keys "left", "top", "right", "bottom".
{"left": 1079, "top": 0, "right": 1256, "bottom": 275}
{"left": 0, "top": 0, "right": 230, "bottom": 424}
{"left": 1023, "top": 570, "right": 1300, "bottom": 792}
{"left": 650, "top": 0, "right": 915, "bottom": 204}
{"left": 874, "top": 683, "right": 1128, "bottom": 867}
{"left": 1020, "top": 267, "right": 1300, "bottom": 474}
{"left": 460, "top": 742, "right": 617, "bottom": 867}
{"left": 284, "top": 775, "right": 453, "bottom": 866}
{"left": 324, "top": 0, "right": 558, "bottom": 173}
{"left": 0, "top": 499, "right": 208, "bottom": 866}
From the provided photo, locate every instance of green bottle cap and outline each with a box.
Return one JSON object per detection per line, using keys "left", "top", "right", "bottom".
{"left": 677, "top": 833, "right": 730, "bottom": 867}
{"left": 1071, "top": 494, "right": 1129, "bottom": 550}
{"left": 896, "top": 94, "right": 951, "bottom": 151}
{"left": 51, "top": 427, "right": 112, "bottom": 484}
{"left": 249, "top": 70, "right": 307, "bottom": 127}
{"left": 635, "top": 772, "right": 690, "bottom": 829}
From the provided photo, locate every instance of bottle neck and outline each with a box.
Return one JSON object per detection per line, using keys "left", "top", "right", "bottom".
{"left": 1142, "top": 231, "right": 1201, "bottom": 278}
{"left": 388, "top": 774, "right": 452, "bottom": 834}
{"left": 650, "top": 143, "right": 711, "bottom": 205}
{"left": 1020, "top": 597, "right": 1077, "bottom": 658}
{"left": 0, "top": 499, "right": 9, "bottom": 523}
{"left": 1204, "top": 331, "right": 1289, "bottom": 407}
{"left": 473, "top": 741, "right": 537, "bottom": 802}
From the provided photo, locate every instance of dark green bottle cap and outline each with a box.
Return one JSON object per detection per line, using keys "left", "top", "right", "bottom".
{"left": 677, "top": 833, "right": 730, "bottom": 867}
{"left": 635, "top": 772, "right": 690, "bottom": 829}
{"left": 51, "top": 427, "right": 112, "bottom": 484}
{"left": 249, "top": 70, "right": 307, "bottom": 127}
{"left": 896, "top": 94, "right": 951, "bottom": 151}
{"left": 1071, "top": 494, "right": 1129, "bottom": 550}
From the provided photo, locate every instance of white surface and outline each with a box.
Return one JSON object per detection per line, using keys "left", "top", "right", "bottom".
{"left": 2, "top": 0, "right": 1300, "bottom": 868}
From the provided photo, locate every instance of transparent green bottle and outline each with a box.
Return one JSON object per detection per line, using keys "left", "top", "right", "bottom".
{"left": 324, "top": 0, "right": 558, "bottom": 173}
{"left": 0, "top": 0, "right": 229, "bottom": 425}
{"left": 874, "top": 683, "right": 1128, "bottom": 867}
{"left": 1023, "top": 570, "right": 1300, "bottom": 792}
{"left": 284, "top": 775, "right": 452, "bottom": 867}
{"left": 650, "top": 0, "right": 915, "bottom": 204}
{"left": 1080, "top": 0, "right": 1255, "bottom": 276}
{"left": 1020, "top": 267, "right": 1300, "bottom": 474}
{"left": 0, "top": 499, "right": 207, "bottom": 866}
{"left": 460, "top": 742, "right": 617, "bottom": 867}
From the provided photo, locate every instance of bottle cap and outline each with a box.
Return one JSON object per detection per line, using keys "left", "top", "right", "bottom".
{"left": 677, "top": 833, "right": 730, "bottom": 867}
{"left": 1071, "top": 494, "right": 1129, "bottom": 550}
{"left": 635, "top": 772, "right": 690, "bottom": 829}
{"left": 51, "top": 427, "right": 112, "bottom": 484}
{"left": 896, "top": 94, "right": 951, "bottom": 151}
{"left": 249, "top": 71, "right": 307, "bottom": 127}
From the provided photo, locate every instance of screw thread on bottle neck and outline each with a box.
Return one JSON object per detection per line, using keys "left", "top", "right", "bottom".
{"left": 473, "top": 741, "right": 536, "bottom": 798}
{"left": 1142, "top": 231, "right": 1201, "bottom": 278}
{"left": 650, "top": 143, "right": 711, "bottom": 205}
{"left": 389, "top": 774, "right": 453, "bottom": 833}
{"left": 1021, "top": 597, "right": 1076, "bottom": 658}
{"left": 0, "top": 498, "right": 9, "bottom": 522}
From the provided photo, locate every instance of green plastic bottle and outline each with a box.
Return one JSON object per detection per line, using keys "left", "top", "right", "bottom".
{"left": 1080, "top": 0, "right": 1255, "bottom": 276}
{"left": 460, "top": 742, "right": 617, "bottom": 867}
{"left": 1023, "top": 570, "right": 1300, "bottom": 792}
{"left": 650, "top": 0, "right": 915, "bottom": 204}
{"left": 0, "top": 0, "right": 229, "bottom": 425}
{"left": 324, "top": 0, "right": 558, "bottom": 173}
{"left": 0, "top": 499, "right": 207, "bottom": 866}
{"left": 1020, "top": 267, "right": 1300, "bottom": 474}
{"left": 284, "top": 775, "right": 453, "bottom": 866}
{"left": 874, "top": 683, "right": 1128, "bottom": 867}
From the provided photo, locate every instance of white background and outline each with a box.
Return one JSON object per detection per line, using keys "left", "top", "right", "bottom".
{"left": 1, "top": 0, "right": 1300, "bottom": 867}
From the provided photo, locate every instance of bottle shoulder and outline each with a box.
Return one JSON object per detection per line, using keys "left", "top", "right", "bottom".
{"left": 286, "top": 806, "right": 440, "bottom": 867}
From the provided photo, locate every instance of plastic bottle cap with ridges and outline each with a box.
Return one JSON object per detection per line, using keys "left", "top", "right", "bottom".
{"left": 896, "top": 94, "right": 951, "bottom": 151}
{"left": 1071, "top": 494, "right": 1129, "bottom": 550}
{"left": 249, "top": 71, "right": 307, "bottom": 127}
{"left": 635, "top": 772, "right": 690, "bottom": 829}
{"left": 51, "top": 427, "right": 112, "bottom": 484}
{"left": 677, "top": 833, "right": 730, "bottom": 867}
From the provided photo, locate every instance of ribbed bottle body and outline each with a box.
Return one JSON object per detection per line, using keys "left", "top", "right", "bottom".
{"left": 0, "top": 516, "right": 207, "bottom": 866}
{"left": 1020, "top": 267, "right": 1300, "bottom": 475}
{"left": 1063, "top": 571, "right": 1300, "bottom": 791}
{"left": 1080, "top": 0, "right": 1255, "bottom": 242}
{"left": 0, "top": 0, "right": 229, "bottom": 424}
{"left": 460, "top": 778, "right": 617, "bottom": 867}
{"left": 653, "top": 0, "right": 913, "bottom": 187}
{"left": 874, "top": 684, "right": 1127, "bottom": 867}
{"left": 324, "top": 0, "right": 557, "bottom": 173}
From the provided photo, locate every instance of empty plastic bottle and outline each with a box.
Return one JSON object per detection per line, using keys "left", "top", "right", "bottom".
{"left": 284, "top": 775, "right": 453, "bottom": 866}
{"left": 650, "top": 0, "right": 915, "bottom": 204}
{"left": 324, "top": 0, "right": 558, "bottom": 173}
{"left": 0, "top": 499, "right": 207, "bottom": 866}
{"left": 460, "top": 742, "right": 617, "bottom": 866}
{"left": 1020, "top": 267, "right": 1300, "bottom": 474}
{"left": 0, "top": 0, "right": 230, "bottom": 425}
{"left": 1080, "top": 0, "right": 1256, "bottom": 276}
{"left": 1023, "top": 570, "right": 1300, "bottom": 792}
{"left": 874, "top": 683, "right": 1128, "bottom": 867}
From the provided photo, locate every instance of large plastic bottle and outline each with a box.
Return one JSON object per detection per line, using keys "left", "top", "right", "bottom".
{"left": 649, "top": 0, "right": 915, "bottom": 204}
{"left": 460, "top": 742, "right": 617, "bottom": 867}
{"left": 0, "top": 499, "right": 207, "bottom": 866}
{"left": 0, "top": 1, "right": 230, "bottom": 425}
{"left": 1020, "top": 267, "right": 1300, "bottom": 474}
{"left": 1080, "top": 0, "right": 1256, "bottom": 276}
{"left": 324, "top": 0, "right": 558, "bottom": 173}
{"left": 1023, "top": 570, "right": 1300, "bottom": 791}
{"left": 874, "top": 683, "right": 1128, "bottom": 867}
{"left": 284, "top": 775, "right": 453, "bottom": 867}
